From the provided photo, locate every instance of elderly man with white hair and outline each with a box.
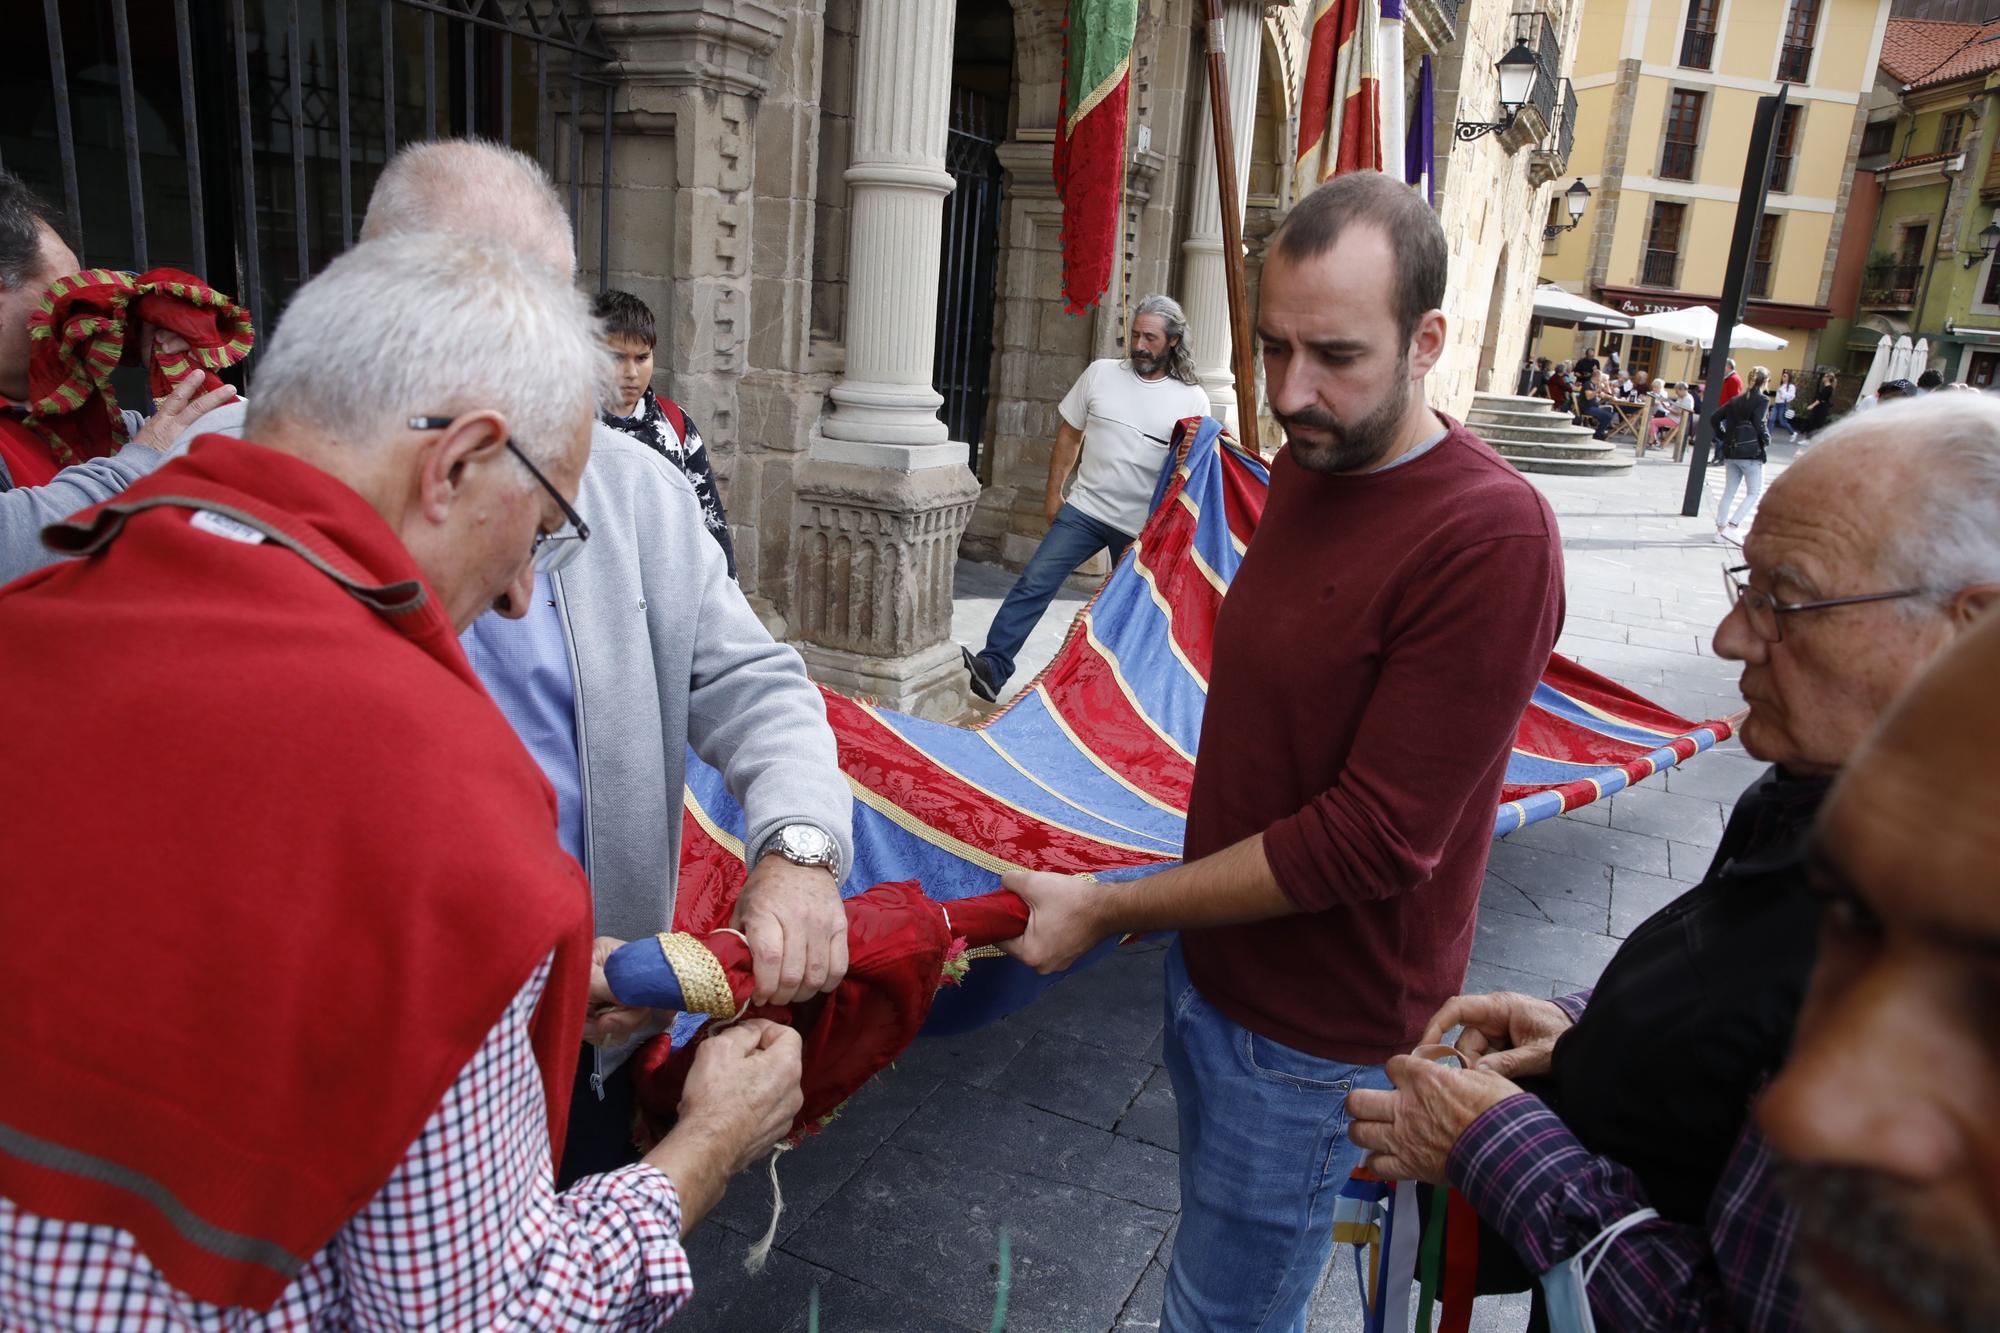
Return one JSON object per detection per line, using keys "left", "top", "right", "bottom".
{"left": 0, "top": 231, "right": 804, "bottom": 1326}
{"left": 183, "top": 138, "right": 854, "bottom": 1186}
{"left": 1347, "top": 392, "right": 2000, "bottom": 1330}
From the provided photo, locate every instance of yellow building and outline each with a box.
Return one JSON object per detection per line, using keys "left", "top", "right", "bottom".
{"left": 1538, "top": 0, "right": 1893, "bottom": 385}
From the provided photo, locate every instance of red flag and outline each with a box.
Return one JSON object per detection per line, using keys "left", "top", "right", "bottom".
{"left": 1295, "top": 0, "right": 1384, "bottom": 196}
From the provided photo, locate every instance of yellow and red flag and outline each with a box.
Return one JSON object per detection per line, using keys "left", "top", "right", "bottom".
{"left": 1055, "top": 0, "right": 1139, "bottom": 313}
{"left": 1294, "top": 0, "right": 1384, "bottom": 197}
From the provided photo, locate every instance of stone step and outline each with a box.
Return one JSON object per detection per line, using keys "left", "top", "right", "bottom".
{"left": 1471, "top": 419, "right": 1603, "bottom": 445}
{"left": 1502, "top": 454, "right": 1636, "bottom": 476}
{"left": 1491, "top": 438, "right": 1627, "bottom": 462}
{"left": 1466, "top": 407, "right": 1598, "bottom": 434}
{"left": 1471, "top": 392, "right": 1556, "bottom": 408}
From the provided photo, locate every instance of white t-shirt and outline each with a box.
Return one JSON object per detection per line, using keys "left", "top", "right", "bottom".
{"left": 1058, "top": 358, "right": 1212, "bottom": 537}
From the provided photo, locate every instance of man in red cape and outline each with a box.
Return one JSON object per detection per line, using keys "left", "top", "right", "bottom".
{"left": 0, "top": 231, "right": 800, "bottom": 1326}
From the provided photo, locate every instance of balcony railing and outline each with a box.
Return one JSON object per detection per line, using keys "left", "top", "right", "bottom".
{"left": 1512, "top": 10, "right": 1561, "bottom": 138}
{"left": 1434, "top": 0, "right": 1463, "bottom": 30}
{"left": 1642, "top": 249, "right": 1680, "bottom": 287}
{"left": 1777, "top": 42, "right": 1813, "bottom": 83}
{"left": 1680, "top": 26, "right": 1716, "bottom": 69}
{"left": 1661, "top": 138, "right": 1697, "bottom": 180}
{"left": 1861, "top": 263, "right": 1924, "bottom": 306}
{"left": 1558, "top": 77, "right": 1577, "bottom": 169}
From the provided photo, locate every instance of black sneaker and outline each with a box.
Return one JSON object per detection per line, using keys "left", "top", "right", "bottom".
{"left": 961, "top": 645, "right": 999, "bottom": 703}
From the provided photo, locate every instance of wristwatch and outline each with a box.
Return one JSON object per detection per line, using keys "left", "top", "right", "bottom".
{"left": 755, "top": 823, "right": 842, "bottom": 880}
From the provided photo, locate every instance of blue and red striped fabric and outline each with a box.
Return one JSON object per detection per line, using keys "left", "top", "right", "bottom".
{"left": 670, "top": 418, "right": 1736, "bottom": 1027}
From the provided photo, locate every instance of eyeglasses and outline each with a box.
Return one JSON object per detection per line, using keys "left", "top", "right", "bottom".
{"left": 408, "top": 415, "right": 589, "bottom": 572}
{"left": 1721, "top": 564, "right": 1926, "bottom": 643}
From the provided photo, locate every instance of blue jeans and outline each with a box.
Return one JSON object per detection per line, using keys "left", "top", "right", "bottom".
{"left": 1768, "top": 402, "right": 1791, "bottom": 437}
{"left": 1159, "top": 941, "right": 1391, "bottom": 1333}
{"left": 1719, "top": 459, "right": 1763, "bottom": 528}
{"left": 974, "top": 502, "right": 1132, "bottom": 687}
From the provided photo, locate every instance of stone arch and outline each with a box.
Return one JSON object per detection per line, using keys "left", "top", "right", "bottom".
{"left": 1477, "top": 241, "right": 1513, "bottom": 395}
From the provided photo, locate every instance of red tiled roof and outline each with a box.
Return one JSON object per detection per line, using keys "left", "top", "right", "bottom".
{"left": 1881, "top": 16, "right": 2000, "bottom": 90}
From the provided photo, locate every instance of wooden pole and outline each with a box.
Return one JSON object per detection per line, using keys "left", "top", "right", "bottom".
{"left": 1202, "top": 0, "right": 1260, "bottom": 451}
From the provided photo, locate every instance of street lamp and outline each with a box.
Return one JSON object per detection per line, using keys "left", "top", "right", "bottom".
{"left": 1455, "top": 42, "right": 1540, "bottom": 143}
{"left": 1961, "top": 219, "right": 2000, "bottom": 268}
{"left": 1543, "top": 178, "right": 1591, "bottom": 240}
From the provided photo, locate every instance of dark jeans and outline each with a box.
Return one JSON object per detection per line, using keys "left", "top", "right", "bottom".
{"left": 974, "top": 502, "right": 1133, "bottom": 689}
{"left": 556, "top": 1043, "right": 640, "bottom": 1189}
{"left": 1581, "top": 402, "right": 1616, "bottom": 439}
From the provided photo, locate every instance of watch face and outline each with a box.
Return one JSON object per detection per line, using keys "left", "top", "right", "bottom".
{"left": 782, "top": 825, "right": 832, "bottom": 861}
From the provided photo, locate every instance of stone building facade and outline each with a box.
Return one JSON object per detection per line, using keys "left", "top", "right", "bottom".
{"left": 577, "top": 0, "right": 1589, "bottom": 717}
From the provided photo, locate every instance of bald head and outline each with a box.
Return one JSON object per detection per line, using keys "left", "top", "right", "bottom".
{"left": 1712, "top": 394, "right": 2000, "bottom": 774}
{"left": 360, "top": 139, "right": 574, "bottom": 277}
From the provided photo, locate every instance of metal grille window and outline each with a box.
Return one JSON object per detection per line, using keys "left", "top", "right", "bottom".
{"left": 1778, "top": 0, "right": 1821, "bottom": 83}
{"left": 1769, "top": 104, "right": 1802, "bottom": 193}
{"left": 1982, "top": 250, "right": 2000, "bottom": 305}
{"left": 1939, "top": 110, "right": 1968, "bottom": 155}
{"left": 1750, "top": 214, "right": 1780, "bottom": 298}
{"left": 4, "top": 0, "right": 616, "bottom": 366}
{"left": 1660, "top": 90, "right": 1704, "bottom": 181}
{"left": 932, "top": 85, "right": 1005, "bottom": 472}
{"left": 1680, "top": 0, "right": 1719, "bottom": 70}
{"left": 1643, "top": 202, "right": 1686, "bottom": 288}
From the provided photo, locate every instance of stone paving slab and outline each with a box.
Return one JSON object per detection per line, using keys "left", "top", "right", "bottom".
{"left": 675, "top": 442, "right": 1781, "bottom": 1330}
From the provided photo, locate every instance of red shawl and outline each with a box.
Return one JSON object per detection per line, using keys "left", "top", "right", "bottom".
{"left": 0, "top": 435, "right": 591, "bottom": 1309}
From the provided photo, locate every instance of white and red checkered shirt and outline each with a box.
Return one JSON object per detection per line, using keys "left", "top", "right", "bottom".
{"left": 0, "top": 953, "right": 693, "bottom": 1330}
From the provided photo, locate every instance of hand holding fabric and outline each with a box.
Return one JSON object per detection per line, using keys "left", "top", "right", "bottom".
{"left": 996, "top": 868, "right": 1106, "bottom": 974}
{"left": 130, "top": 371, "right": 237, "bottom": 456}
{"left": 1420, "top": 990, "right": 1574, "bottom": 1080}
{"left": 734, "top": 856, "right": 848, "bottom": 1005}
{"left": 584, "top": 935, "right": 657, "bottom": 1047}
{"left": 675, "top": 1019, "right": 805, "bottom": 1175}
{"left": 1345, "top": 1055, "right": 1522, "bottom": 1183}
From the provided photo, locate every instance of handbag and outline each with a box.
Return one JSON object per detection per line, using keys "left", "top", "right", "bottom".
{"left": 1540, "top": 1208, "right": 1661, "bottom": 1333}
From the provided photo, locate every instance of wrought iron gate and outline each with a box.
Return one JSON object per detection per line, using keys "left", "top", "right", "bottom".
{"left": 3, "top": 0, "right": 615, "bottom": 360}
{"left": 933, "top": 83, "right": 1006, "bottom": 474}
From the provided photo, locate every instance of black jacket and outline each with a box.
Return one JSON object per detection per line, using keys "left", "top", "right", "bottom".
{"left": 1710, "top": 388, "right": 1771, "bottom": 462}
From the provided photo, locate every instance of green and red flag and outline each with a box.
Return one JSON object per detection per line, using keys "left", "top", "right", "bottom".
{"left": 1055, "top": 0, "right": 1139, "bottom": 313}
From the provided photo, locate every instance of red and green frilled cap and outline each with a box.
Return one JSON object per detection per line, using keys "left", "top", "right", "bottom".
{"left": 1055, "top": 0, "right": 1138, "bottom": 313}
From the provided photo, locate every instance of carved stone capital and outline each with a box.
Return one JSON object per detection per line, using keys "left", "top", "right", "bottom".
{"left": 592, "top": 0, "right": 788, "bottom": 99}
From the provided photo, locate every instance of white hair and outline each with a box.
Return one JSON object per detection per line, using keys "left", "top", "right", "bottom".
{"left": 1808, "top": 393, "right": 2000, "bottom": 610}
{"left": 360, "top": 138, "right": 575, "bottom": 278}
{"left": 243, "top": 232, "right": 612, "bottom": 472}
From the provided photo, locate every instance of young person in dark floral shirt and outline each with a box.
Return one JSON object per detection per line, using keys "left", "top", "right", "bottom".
{"left": 592, "top": 289, "right": 737, "bottom": 578}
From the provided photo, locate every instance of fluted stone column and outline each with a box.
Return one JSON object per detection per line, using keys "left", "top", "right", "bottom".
{"left": 1180, "top": 0, "right": 1263, "bottom": 427}
{"left": 793, "top": 0, "right": 980, "bottom": 719}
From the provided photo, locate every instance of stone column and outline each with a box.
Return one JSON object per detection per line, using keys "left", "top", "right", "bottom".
{"left": 1179, "top": 0, "right": 1263, "bottom": 427}
{"left": 793, "top": 0, "right": 980, "bottom": 719}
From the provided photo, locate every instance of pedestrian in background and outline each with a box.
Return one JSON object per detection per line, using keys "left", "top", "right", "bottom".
{"left": 1712, "top": 365, "right": 1771, "bottom": 539}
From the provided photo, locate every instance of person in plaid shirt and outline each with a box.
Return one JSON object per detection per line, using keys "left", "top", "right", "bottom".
{"left": 0, "top": 228, "right": 803, "bottom": 1328}
{"left": 1348, "top": 402, "right": 2000, "bottom": 1329}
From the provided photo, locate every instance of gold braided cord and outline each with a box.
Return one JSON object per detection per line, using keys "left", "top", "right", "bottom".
{"left": 682, "top": 785, "right": 748, "bottom": 862}
{"left": 1080, "top": 614, "right": 1196, "bottom": 765}
{"left": 655, "top": 931, "right": 738, "bottom": 1018}
{"left": 1129, "top": 546, "right": 1211, "bottom": 692}
{"left": 1032, "top": 682, "right": 1187, "bottom": 818}
{"left": 846, "top": 778, "right": 1099, "bottom": 885}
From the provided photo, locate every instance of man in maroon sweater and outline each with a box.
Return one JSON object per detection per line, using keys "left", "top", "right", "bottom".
{"left": 1001, "top": 171, "right": 1565, "bottom": 1329}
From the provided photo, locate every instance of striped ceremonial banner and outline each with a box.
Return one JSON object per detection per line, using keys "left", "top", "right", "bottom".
{"left": 1294, "top": 0, "right": 1384, "bottom": 198}
{"left": 1408, "top": 53, "right": 1436, "bottom": 204}
{"left": 1377, "top": 0, "right": 1406, "bottom": 185}
{"left": 669, "top": 419, "right": 1737, "bottom": 1035}
{"left": 1055, "top": 0, "right": 1139, "bottom": 313}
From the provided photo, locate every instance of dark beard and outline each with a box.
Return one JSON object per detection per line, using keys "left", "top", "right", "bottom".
{"left": 1278, "top": 364, "right": 1413, "bottom": 473}
{"left": 1775, "top": 1158, "right": 2000, "bottom": 1333}
{"left": 1132, "top": 349, "right": 1166, "bottom": 376}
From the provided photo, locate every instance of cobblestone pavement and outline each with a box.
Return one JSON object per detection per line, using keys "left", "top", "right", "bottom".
{"left": 676, "top": 440, "right": 1794, "bottom": 1332}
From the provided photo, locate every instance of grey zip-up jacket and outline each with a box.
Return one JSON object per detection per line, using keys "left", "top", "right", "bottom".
{"left": 174, "top": 408, "right": 855, "bottom": 1074}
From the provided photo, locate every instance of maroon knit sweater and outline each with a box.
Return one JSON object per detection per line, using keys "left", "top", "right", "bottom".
{"left": 1180, "top": 416, "right": 1565, "bottom": 1064}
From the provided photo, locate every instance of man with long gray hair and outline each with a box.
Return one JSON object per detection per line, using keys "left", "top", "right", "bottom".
{"left": 963, "top": 292, "right": 1209, "bottom": 701}
{"left": 0, "top": 231, "right": 802, "bottom": 1324}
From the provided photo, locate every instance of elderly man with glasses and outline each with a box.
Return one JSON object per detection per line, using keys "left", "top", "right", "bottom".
{"left": 1346, "top": 392, "right": 2000, "bottom": 1330}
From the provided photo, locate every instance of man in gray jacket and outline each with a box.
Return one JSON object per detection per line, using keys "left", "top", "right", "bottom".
{"left": 0, "top": 168, "right": 236, "bottom": 581}
{"left": 181, "top": 140, "right": 854, "bottom": 1183}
